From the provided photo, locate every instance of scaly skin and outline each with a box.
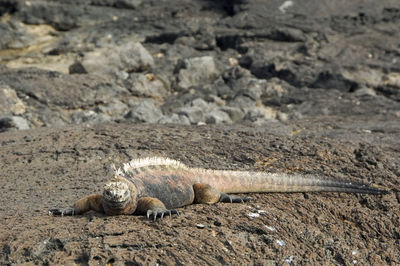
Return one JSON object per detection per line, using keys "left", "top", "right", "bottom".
{"left": 49, "top": 157, "right": 387, "bottom": 220}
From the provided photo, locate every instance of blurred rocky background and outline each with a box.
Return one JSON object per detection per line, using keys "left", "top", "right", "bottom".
{"left": 1, "top": 0, "right": 399, "bottom": 132}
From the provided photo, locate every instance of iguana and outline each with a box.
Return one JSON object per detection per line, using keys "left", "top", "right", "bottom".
{"left": 49, "top": 157, "right": 387, "bottom": 220}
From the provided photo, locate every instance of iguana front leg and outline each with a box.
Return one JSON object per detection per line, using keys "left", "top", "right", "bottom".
{"left": 49, "top": 194, "right": 104, "bottom": 216}
{"left": 193, "top": 183, "right": 252, "bottom": 204}
{"left": 135, "top": 197, "right": 179, "bottom": 221}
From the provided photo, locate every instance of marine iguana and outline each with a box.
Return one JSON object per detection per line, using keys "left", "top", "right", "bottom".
{"left": 49, "top": 157, "right": 386, "bottom": 220}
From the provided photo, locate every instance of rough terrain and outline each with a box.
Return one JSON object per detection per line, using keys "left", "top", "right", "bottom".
{"left": 1, "top": 122, "right": 399, "bottom": 265}
{"left": 0, "top": 0, "right": 399, "bottom": 265}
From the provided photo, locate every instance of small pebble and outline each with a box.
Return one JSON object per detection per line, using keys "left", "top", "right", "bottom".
{"left": 214, "top": 221, "right": 222, "bottom": 226}
{"left": 264, "top": 225, "right": 276, "bottom": 232}
{"left": 247, "top": 212, "right": 260, "bottom": 218}
{"left": 276, "top": 240, "right": 286, "bottom": 246}
{"left": 284, "top": 256, "right": 294, "bottom": 263}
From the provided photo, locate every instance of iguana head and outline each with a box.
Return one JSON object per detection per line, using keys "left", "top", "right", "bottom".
{"left": 102, "top": 177, "right": 138, "bottom": 214}
{"left": 103, "top": 181, "right": 130, "bottom": 205}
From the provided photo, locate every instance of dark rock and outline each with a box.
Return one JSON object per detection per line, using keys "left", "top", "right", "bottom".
{"left": 175, "top": 31, "right": 217, "bottom": 51}
{"left": 91, "top": 0, "right": 143, "bottom": 9}
{"left": 176, "top": 56, "right": 219, "bottom": 89}
{"left": 220, "top": 106, "right": 245, "bottom": 122}
{"left": 310, "top": 71, "right": 358, "bottom": 92}
{"left": 214, "top": 220, "right": 222, "bottom": 226}
{"left": 124, "top": 101, "right": 163, "bottom": 123}
{"left": 243, "top": 108, "right": 264, "bottom": 122}
{"left": 68, "top": 61, "right": 87, "bottom": 74}
{"left": 0, "top": 1, "right": 17, "bottom": 16}
{"left": 209, "top": 77, "right": 232, "bottom": 98}
{"left": 96, "top": 99, "right": 128, "bottom": 117}
{"left": 80, "top": 42, "right": 154, "bottom": 75}
{"left": 222, "top": 66, "right": 252, "bottom": 83}
{"left": 0, "top": 22, "right": 13, "bottom": 50}
{"left": 243, "top": 107, "right": 276, "bottom": 123}
{"left": 206, "top": 95, "right": 226, "bottom": 106}
{"left": 205, "top": 109, "right": 232, "bottom": 124}
{"left": 0, "top": 116, "right": 29, "bottom": 132}
{"left": 228, "top": 95, "right": 256, "bottom": 109}
{"left": 242, "top": 58, "right": 308, "bottom": 88}
{"left": 15, "top": 1, "right": 131, "bottom": 31}
{"left": 177, "top": 107, "right": 204, "bottom": 125}
{"left": 126, "top": 73, "right": 169, "bottom": 99}
{"left": 189, "top": 98, "right": 209, "bottom": 110}
{"left": 266, "top": 27, "right": 306, "bottom": 42}
{"left": 233, "top": 77, "right": 267, "bottom": 101}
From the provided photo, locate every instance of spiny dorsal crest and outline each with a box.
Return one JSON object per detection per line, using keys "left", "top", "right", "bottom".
{"left": 111, "top": 163, "right": 124, "bottom": 178}
{"left": 114, "top": 157, "right": 188, "bottom": 176}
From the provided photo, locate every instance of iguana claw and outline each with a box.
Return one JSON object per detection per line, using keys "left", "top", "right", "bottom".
{"left": 219, "top": 193, "right": 252, "bottom": 203}
{"left": 48, "top": 208, "right": 75, "bottom": 216}
{"left": 146, "top": 208, "right": 179, "bottom": 221}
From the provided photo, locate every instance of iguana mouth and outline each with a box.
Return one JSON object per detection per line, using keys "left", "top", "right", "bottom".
{"left": 103, "top": 199, "right": 128, "bottom": 209}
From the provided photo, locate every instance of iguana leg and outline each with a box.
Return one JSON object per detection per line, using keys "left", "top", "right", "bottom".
{"left": 135, "top": 197, "right": 179, "bottom": 221}
{"left": 49, "top": 194, "right": 104, "bottom": 216}
{"left": 193, "top": 183, "right": 252, "bottom": 204}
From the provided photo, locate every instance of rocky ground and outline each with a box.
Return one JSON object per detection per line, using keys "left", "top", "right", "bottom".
{"left": 0, "top": 0, "right": 399, "bottom": 265}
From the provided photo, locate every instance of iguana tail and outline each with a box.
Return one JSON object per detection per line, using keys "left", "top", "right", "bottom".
{"left": 196, "top": 170, "right": 387, "bottom": 194}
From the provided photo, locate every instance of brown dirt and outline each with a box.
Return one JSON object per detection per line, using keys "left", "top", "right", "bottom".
{"left": 0, "top": 121, "right": 399, "bottom": 265}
